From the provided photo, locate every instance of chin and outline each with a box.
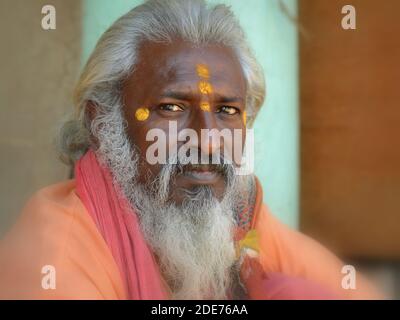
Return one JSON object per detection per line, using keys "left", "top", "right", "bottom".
{"left": 168, "top": 185, "right": 224, "bottom": 206}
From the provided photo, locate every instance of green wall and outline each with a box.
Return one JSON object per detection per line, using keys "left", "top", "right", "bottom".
{"left": 83, "top": 0, "right": 299, "bottom": 228}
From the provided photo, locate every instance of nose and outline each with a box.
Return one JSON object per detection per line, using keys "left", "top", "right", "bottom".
{"left": 187, "top": 106, "right": 223, "bottom": 159}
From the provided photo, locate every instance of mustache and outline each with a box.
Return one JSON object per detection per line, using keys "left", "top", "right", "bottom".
{"left": 179, "top": 163, "right": 227, "bottom": 175}
{"left": 169, "top": 152, "right": 234, "bottom": 178}
{"left": 152, "top": 151, "right": 235, "bottom": 203}
{"left": 168, "top": 147, "right": 234, "bottom": 171}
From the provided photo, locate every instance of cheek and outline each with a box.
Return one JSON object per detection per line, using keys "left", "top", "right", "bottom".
{"left": 123, "top": 109, "right": 152, "bottom": 157}
{"left": 235, "top": 130, "right": 247, "bottom": 157}
{"left": 127, "top": 123, "right": 170, "bottom": 179}
{"left": 134, "top": 134, "right": 164, "bottom": 181}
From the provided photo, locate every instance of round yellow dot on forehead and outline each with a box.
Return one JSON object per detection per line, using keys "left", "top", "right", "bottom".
{"left": 198, "top": 81, "right": 213, "bottom": 95}
{"left": 196, "top": 64, "right": 210, "bottom": 79}
{"left": 135, "top": 107, "right": 150, "bottom": 121}
{"left": 200, "top": 101, "right": 211, "bottom": 112}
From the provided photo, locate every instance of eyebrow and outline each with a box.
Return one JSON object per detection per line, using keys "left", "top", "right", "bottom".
{"left": 160, "top": 90, "right": 244, "bottom": 104}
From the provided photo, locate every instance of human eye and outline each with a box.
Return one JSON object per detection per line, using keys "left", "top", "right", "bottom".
{"left": 159, "top": 104, "right": 185, "bottom": 112}
{"left": 218, "top": 105, "right": 240, "bottom": 115}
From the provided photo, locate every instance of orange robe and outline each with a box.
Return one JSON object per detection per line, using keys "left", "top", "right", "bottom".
{"left": 0, "top": 180, "right": 379, "bottom": 299}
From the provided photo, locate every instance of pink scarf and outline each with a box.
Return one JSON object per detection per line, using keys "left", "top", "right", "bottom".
{"left": 75, "top": 150, "right": 168, "bottom": 299}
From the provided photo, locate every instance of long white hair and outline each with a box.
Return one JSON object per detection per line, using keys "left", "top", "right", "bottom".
{"left": 58, "top": 0, "right": 265, "bottom": 164}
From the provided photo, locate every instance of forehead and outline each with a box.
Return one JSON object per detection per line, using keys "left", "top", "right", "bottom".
{"left": 127, "top": 40, "right": 246, "bottom": 95}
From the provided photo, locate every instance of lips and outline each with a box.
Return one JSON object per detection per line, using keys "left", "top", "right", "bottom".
{"left": 181, "top": 164, "right": 224, "bottom": 183}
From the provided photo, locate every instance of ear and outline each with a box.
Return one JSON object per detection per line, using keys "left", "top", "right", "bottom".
{"left": 85, "top": 101, "right": 99, "bottom": 149}
{"left": 86, "top": 100, "right": 97, "bottom": 123}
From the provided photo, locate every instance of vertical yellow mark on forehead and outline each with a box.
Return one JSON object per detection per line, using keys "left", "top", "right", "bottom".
{"left": 196, "top": 64, "right": 210, "bottom": 79}
{"left": 242, "top": 111, "right": 247, "bottom": 126}
{"left": 135, "top": 107, "right": 150, "bottom": 121}
{"left": 200, "top": 101, "right": 211, "bottom": 112}
{"left": 196, "top": 64, "right": 212, "bottom": 112}
{"left": 198, "top": 81, "right": 213, "bottom": 95}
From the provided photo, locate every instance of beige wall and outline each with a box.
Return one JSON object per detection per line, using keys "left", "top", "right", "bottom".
{"left": 0, "top": 0, "right": 82, "bottom": 234}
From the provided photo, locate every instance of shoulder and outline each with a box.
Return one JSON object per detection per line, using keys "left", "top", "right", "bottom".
{"left": 0, "top": 180, "right": 124, "bottom": 299}
{"left": 252, "top": 199, "right": 381, "bottom": 299}
{"left": 254, "top": 203, "right": 324, "bottom": 271}
{"left": 1, "top": 180, "right": 81, "bottom": 258}
{"left": 250, "top": 178, "right": 338, "bottom": 274}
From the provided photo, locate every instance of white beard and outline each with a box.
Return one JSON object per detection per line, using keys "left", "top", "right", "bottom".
{"left": 92, "top": 103, "right": 248, "bottom": 299}
{"left": 134, "top": 185, "right": 237, "bottom": 299}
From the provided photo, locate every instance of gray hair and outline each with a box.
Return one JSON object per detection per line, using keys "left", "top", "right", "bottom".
{"left": 58, "top": 0, "right": 265, "bottom": 164}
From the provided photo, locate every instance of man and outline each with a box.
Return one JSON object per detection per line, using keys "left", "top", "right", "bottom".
{"left": 0, "top": 0, "right": 378, "bottom": 299}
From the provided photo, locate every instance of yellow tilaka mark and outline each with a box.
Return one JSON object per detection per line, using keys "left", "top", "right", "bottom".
{"left": 200, "top": 101, "right": 211, "bottom": 112}
{"left": 197, "top": 65, "right": 212, "bottom": 112}
{"left": 196, "top": 64, "right": 210, "bottom": 79}
{"left": 239, "top": 229, "right": 259, "bottom": 253}
{"left": 135, "top": 107, "right": 150, "bottom": 121}
{"left": 242, "top": 111, "right": 247, "bottom": 126}
{"left": 198, "top": 81, "right": 213, "bottom": 95}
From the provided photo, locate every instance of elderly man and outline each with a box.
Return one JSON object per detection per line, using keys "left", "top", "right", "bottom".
{"left": 0, "top": 0, "right": 377, "bottom": 300}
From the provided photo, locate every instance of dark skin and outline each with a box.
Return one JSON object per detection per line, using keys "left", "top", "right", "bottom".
{"left": 121, "top": 39, "right": 247, "bottom": 204}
